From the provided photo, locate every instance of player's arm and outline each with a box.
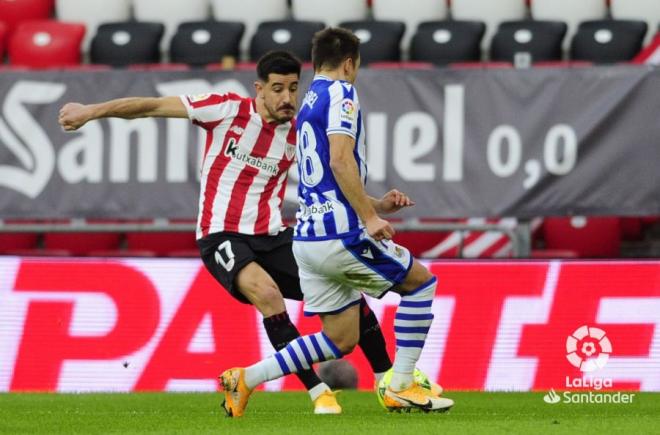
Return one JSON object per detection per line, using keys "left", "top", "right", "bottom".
{"left": 58, "top": 96, "right": 187, "bottom": 131}
{"left": 329, "top": 134, "right": 395, "bottom": 241}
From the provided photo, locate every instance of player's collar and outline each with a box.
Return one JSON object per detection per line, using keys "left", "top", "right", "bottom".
{"left": 313, "top": 74, "right": 333, "bottom": 82}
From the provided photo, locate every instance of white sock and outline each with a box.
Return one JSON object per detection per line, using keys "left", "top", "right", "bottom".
{"left": 308, "top": 382, "right": 331, "bottom": 401}
{"left": 374, "top": 371, "right": 387, "bottom": 383}
{"left": 391, "top": 277, "right": 436, "bottom": 391}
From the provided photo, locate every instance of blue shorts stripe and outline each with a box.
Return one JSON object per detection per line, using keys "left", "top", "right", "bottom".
{"left": 341, "top": 237, "right": 409, "bottom": 286}
{"left": 399, "top": 299, "right": 433, "bottom": 308}
{"left": 274, "top": 352, "right": 290, "bottom": 375}
{"left": 286, "top": 345, "right": 304, "bottom": 371}
{"left": 395, "top": 313, "right": 434, "bottom": 321}
{"left": 396, "top": 339, "right": 426, "bottom": 348}
{"left": 298, "top": 338, "right": 315, "bottom": 368}
{"left": 321, "top": 332, "right": 343, "bottom": 359}
{"left": 394, "top": 325, "right": 431, "bottom": 334}
{"left": 309, "top": 334, "right": 326, "bottom": 362}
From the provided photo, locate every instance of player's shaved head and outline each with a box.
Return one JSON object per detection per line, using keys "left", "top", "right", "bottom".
{"left": 312, "top": 27, "right": 360, "bottom": 72}
{"left": 256, "top": 51, "right": 302, "bottom": 83}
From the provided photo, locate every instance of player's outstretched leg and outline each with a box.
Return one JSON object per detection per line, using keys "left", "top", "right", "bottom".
{"left": 220, "top": 331, "right": 343, "bottom": 418}
{"left": 384, "top": 262, "right": 454, "bottom": 413}
{"left": 263, "top": 312, "right": 341, "bottom": 414}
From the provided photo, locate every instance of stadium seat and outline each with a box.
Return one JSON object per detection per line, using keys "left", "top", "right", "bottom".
{"left": 542, "top": 216, "right": 621, "bottom": 257}
{"left": 570, "top": 20, "right": 648, "bottom": 63}
{"left": 372, "top": 0, "right": 448, "bottom": 48}
{"left": 55, "top": 0, "right": 131, "bottom": 51}
{"left": 338, "top": 21, "right": 405, "bottom": 64}
{"left": 126, "top": 232, "right": 197, "bottom": 257}
{"left": 410, "top": 20, "right": 486, "bottom": 66}
{"left": 133, "top": 0, "right": 211, "bottom": 52}
{"left": 0, "top": 21, "right": 6, "bottom": 58}
{"left": 611, "top": 0, "right": 660, "bottom": 45}
{"left": 531, "top": 0, "right": 608, "bottom": 48}
{"left": 8, "top": 20, "right": 85, "bottom": 68}
{"left": 90, "top": 22, "right": 164, "bottom": 67}
{"left": 451, "top": 0, "right": 527, "bottom": 50}
{"left": 43, "top": 232, "right": 122, "bottom": 256}
{"left": 170, "top": 21, "right": 244, "bottom": 66}
{"left": 0, "top": 0, "right": 54, "bottom": 35}
{"left": 490, "top": 20, "right": 567, "bottom": 64}
{"left": 0, "top": 233, "right": 39, "bottom": 254}
{"left": 211, "top": 0, "right": 289, "bottom": 56}
{"left": 250, "top": 21, "right": 324, "bottom": 62}
{"left": 292, "top": 0, "right": 368, "bottom": 26}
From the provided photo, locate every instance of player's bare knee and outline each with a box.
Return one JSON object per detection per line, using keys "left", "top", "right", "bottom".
{"left": 243, "top": 283, "right": 285, "bottom": 316}
{"left": 399, "top": 260, "right": 434, "bottom": 293}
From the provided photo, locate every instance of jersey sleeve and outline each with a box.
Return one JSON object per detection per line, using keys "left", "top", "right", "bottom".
{"left": 179, "top": 93, "right": 239, "bottom": 129}
{"left": 326, "top": 81, "right": 359, "bottom": 139}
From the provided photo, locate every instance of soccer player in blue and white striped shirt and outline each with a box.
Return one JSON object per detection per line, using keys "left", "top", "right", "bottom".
{"left": 220, "top": 28, "right": 454, "bottom": 416}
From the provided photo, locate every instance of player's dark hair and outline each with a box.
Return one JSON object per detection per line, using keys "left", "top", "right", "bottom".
{"left": 312, "top": 27, "right": 360, "bottom": 71}
{"left": 256, "top": 51, "right": 302, "bottom": 82}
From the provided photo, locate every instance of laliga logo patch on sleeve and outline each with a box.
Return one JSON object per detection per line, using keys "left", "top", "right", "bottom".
{"left": 188, "top": 93, "right": 211, "bottom": 103}
{"left": 340, "top": 98, "right": 356, "bottom": 124}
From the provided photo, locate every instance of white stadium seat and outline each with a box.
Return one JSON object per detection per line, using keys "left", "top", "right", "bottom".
{"left": 133, "top": 0, "right": 211, "bottom": 52}
{"left": 451, "top": 0, "right": 527, "bottom": 50}
{"left": 531, "top": 0, "right": 608, "bottom": 48}
{"left": 372, "top": 0, "right": 448, "bottom": 50}
{"left": 611, "top": 0, "right": 660, "bottom": 45}
{"left": 56, "top": 0, "right": 131, "bottom": 51}
{"left": 292, "top": 0, "right": 367, "bottom": 26}
{"left": 211, "top": 0, "right": 289, "bottom": 57}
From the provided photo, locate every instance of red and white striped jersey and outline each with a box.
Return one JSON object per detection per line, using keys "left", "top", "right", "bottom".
{"left": 180, "top": 93, "right": 297, "bottom": 239}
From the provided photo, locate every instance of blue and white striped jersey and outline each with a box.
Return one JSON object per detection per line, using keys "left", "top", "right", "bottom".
{"left": 294, "top": 75, "right": 367, "bottom": 241}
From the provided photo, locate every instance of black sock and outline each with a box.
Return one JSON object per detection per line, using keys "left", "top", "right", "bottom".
{"left": 358, "top": 297, "right": 393, "bottom": 374}
{"left": 262, "top": 311, "right": 323, "bottom": 391}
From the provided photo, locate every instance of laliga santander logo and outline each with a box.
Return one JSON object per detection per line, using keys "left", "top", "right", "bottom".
{"left": 565, "top": 325, "right": 612, "bottom": 373}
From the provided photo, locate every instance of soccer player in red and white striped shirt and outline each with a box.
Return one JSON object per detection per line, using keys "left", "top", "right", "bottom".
{"left": 58, "top": 51, "right": 392, "bottom": 414}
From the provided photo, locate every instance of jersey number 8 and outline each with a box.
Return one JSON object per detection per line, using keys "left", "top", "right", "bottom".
{"left": 297, "top": 121, "right": 324, "bottom": 187}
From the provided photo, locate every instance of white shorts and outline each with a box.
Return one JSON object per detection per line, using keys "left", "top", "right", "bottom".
{"left": 292, "top": 231, "right": 412, "bottom": 316}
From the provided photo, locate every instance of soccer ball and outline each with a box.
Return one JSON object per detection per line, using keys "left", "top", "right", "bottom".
{"left": 376, "top": 368, "right": 443, "bottom": 408}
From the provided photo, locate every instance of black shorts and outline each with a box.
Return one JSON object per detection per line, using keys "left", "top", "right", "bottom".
{"left": 197, "top": 228, "right": 303, "bottom": 304}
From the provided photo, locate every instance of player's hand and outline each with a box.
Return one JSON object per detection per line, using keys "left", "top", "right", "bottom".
{"left": 366, "top": 216, "right": 395, "bottom": 241}
{"left": 58, "top": 103, "right": 92, "bottom": 131}
{"left": 377, "top": 189, "right": 415, "bottom": 214}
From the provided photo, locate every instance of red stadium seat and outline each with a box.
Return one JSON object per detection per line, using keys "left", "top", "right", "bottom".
{"left": 0, "top": 21, "right": 7, "bottom": 58}
{"left": 43, "top": 232, "right": 122, "bottom": 256}
{"left": 9, "top": 20, "right": 85, "bottom": 68}
{"left": 0, "top": 0, "right": 54, "bottom": 35}
{"left": 542, "top": 216, "right": 621, "bottom": 257}
{"left": 126, "top": 232, "right": 197, "bottom": 257}
{"left": 0, "top": 233, "right": 40, "bottom": 254}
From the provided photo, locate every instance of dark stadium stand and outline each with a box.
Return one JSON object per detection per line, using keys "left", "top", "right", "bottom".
{"left": 490, "top": 20, "right": 568, "bottom": 64}
{"left": 571, "top": 20, "right": 649, "bottom": 63}
{"left": 90, "top": 22, "right": 164, "bottom": 67}
{"left": 410, "top": 20, "right": 486, "bottom": 66}
{"left": 249, "top": 20, "right": 325, "bottom": 62}
{"left": 338, "top": 20, "right": 405, "bottom": 65}
{"left": 8, "top": 20, "right": 85, "bottom": 68}
{"left": 170, "top": 21, "right": 245, "bottom": 67}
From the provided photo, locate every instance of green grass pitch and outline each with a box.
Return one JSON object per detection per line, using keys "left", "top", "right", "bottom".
{"left": 0, "top": 391, "right": 658, "bottom": 434}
